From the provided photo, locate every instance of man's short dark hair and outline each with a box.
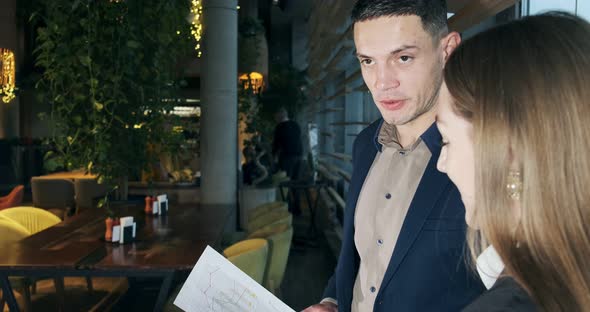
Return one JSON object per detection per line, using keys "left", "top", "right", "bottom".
{"left": 351, "top": 0, "right": 449, "bottom": 40}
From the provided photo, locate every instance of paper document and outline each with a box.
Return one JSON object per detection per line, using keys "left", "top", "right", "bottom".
{"left": 174, "top": 245, "right": 295, "bottom": 312}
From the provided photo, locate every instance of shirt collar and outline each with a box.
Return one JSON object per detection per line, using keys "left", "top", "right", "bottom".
{"left": 373, "top": 120, "right": 442, "bottom": 154}
{"left": 477, "top": 245, "right": 505, "bottom": 289}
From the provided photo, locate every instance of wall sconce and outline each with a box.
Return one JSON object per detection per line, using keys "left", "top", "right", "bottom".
{"left": 239, "top": 72, "right": 264, "bottom": 94}
{"left": 0, "top": 48, "right": 16, "bottom": 103}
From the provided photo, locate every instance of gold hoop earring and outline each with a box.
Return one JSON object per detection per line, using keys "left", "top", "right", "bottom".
{"left": 506, "top": 170, "right": 522, "bottom": 200}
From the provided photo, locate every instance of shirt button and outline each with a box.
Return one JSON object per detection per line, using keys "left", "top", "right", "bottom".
{"left": 370, "top": 286, "right": 376, "bottom": 293}
{"left": 377, "top": 239, "right": 384, "bottom": 246}
{"left": 385, "top": 193, "right": 391, "bottom": 199}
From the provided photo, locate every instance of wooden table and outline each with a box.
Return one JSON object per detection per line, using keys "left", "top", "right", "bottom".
{"left": 0, "top": 203, "right": 233, "bottom": 311}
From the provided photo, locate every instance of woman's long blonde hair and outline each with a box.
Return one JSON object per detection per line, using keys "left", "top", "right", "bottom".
{"left": 444, "top": 12, "right": 590, "bottom": 310}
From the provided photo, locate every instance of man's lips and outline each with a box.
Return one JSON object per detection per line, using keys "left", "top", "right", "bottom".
{"left": 378, "top": 99, "right": 406, "bottom": 111}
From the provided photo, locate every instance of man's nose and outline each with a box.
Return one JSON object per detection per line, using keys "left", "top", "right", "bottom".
{"left": 374, "top": 64, "right": 400, "bottom": 91}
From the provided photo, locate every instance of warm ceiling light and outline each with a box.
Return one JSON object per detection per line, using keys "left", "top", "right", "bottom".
{"left": 239, "top": 72, "right": 264, "bottom": 94}
{"left": 0, "top": 48, "right": 16, "bottom": 103}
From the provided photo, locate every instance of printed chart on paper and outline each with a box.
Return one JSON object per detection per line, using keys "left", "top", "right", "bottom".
{"left": 174, "top": 246, "right": 295, "bottom": 312}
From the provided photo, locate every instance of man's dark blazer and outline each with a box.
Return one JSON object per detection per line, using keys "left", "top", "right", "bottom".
{"left": 323, "top": 119, "right": 485, "bottom": 312}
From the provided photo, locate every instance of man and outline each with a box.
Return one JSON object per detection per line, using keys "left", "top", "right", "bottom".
{"left": 273, "top": 107, "right": 304, "bottom": 215}
{"left": 304, "top": 1, "right": 484, "bottom": 311}
{"left": 272, "top": 107, "right": 303, "bottom": 179}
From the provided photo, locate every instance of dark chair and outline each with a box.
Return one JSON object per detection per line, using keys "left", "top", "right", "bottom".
{"left": 74, "top": 178, "right": 110, "bottom": 213}
{"left": 30, "top": 177, "right": 75, "bottom": 219}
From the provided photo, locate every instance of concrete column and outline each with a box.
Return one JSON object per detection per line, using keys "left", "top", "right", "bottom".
{"left": 200, "top": 0, "right": 238, "bottom": 205}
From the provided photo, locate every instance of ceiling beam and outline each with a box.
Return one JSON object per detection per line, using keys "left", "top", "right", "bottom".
{"left": 448, "top": 0, "right": 519, "bottom": 33}
{"left": 447, "top": 0, "right": 472, "bottom": 13}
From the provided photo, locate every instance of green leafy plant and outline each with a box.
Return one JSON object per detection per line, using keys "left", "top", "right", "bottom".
{"left": 257, "top": 62, "right": 308, "bottom": 138}
{"left": 237, "top": 17, "right": 266, "bottom": 151}
{"left": 236, "top": 17, "right": 308, "bottom": 149}
{"left": 238, "top": 17, "right": 264, "bottom": 73}
{"left": 33, "top": 0, "right": 193, "bottom": 212}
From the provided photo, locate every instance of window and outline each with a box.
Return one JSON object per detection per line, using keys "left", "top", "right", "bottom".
{"left": 523, "top": 0, "right": 576, "bottom": 16}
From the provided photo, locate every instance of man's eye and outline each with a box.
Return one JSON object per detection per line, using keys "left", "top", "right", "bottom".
{"left": 360, "top": 59, "right": 373, "bottom": 65}
{"left": 399, "top": 55, "right": 413, "bottom": 63}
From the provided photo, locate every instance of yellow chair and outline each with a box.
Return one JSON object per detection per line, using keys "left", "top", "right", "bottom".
{"left": 246, "top": 209, "right": 292, "bottom": 234}
{"left": 0, "top": 207, "right": 92, "bottom": 306}
{"left": 247, "top": 201, "right": 288, "bottom": 223}
{"left": 223, "top": 239, "right": 269, "bottom": 284}
{"left": 0, "top": 219, "right": 33, "bottom": 312}
{"left": 0, "top": 218, "right": 30, "bottom": 242}
{"left": 248, "top": 223, "right": 294, "bottom": 294}
{"left": 0, "top": 207, "right": 61, "bottom": 234}
{"left": 222, "top": 203, "right": 290, "bottom": 249}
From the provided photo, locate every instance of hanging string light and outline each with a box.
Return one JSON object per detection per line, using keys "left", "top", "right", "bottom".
{"left": 190, "top": 0, "right": 203, "bottom": 58}
{"left": 0, "top": 48, "right": 15, "bottom": 103}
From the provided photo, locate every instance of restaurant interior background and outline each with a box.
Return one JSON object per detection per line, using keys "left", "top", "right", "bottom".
{"left": 0, "top": 0, "right": 588, "bottom": 311}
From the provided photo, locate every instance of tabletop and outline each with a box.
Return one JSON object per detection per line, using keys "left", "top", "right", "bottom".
{"left": 0, "top": 203, "right": 233, "bottom": 273}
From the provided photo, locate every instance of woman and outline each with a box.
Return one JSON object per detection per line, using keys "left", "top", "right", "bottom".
{"left": 436, "top": 12, "right": 590, "bottom": 311}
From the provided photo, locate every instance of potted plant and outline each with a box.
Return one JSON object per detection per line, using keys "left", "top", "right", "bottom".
{"left": 32, "top": 0, "right": 193, "bottom": 203}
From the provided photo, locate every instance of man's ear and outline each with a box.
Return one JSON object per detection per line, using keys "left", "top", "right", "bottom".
{"left": 441, "top": 31, "right": 461, "bottom": 64}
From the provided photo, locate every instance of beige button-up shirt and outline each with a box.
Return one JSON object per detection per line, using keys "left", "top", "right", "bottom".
{"left": 351, "top": 122, "right": 431, "bottom": 312}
